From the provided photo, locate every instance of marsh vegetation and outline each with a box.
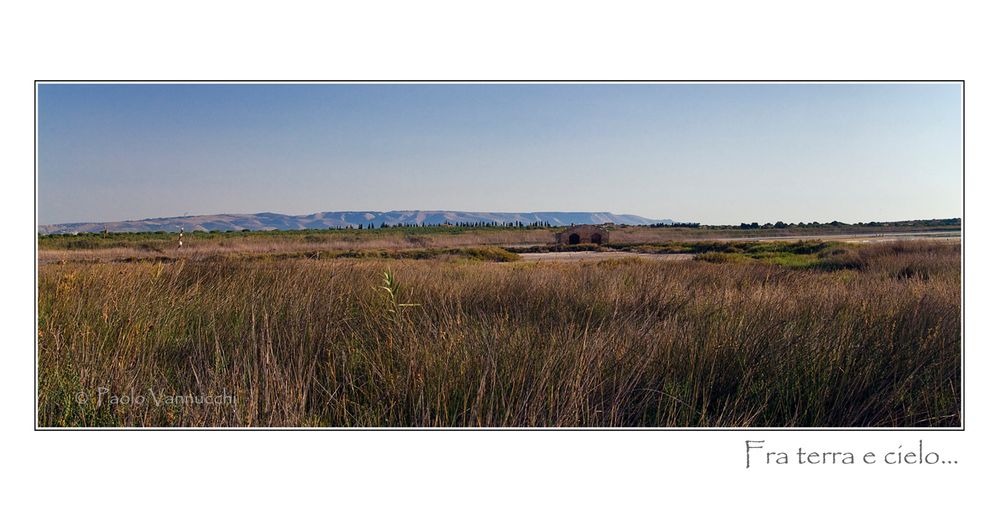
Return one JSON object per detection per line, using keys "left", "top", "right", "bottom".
{"left": 37, "top": 239, "right": 960, "bottom": 427}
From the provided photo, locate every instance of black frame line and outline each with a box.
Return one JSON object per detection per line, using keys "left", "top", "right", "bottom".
{"left": 34, "top": 79, "right": 966, "bottom": 432}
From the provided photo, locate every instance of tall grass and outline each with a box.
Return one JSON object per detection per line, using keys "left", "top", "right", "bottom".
{"left": 37, "top": 241, "right": 960, "bottom": 427}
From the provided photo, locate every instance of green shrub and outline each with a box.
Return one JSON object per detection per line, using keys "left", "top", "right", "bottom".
{"left": 66, "top": 239, "right": 100, "bottom": 250}
{"left": 695, "top": 252, "right": 751, "bottom": 264}
{"left": 453, "top": 247, "right": 520, "bottom": 262}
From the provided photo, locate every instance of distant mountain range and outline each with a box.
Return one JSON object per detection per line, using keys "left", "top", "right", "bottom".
{"left": 39, "top": 211, "right": 672, "bottom": 234}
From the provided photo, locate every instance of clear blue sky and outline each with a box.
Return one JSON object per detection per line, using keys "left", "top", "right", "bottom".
{"left": 37, "top": 82, "right": 962, "bottom": 225}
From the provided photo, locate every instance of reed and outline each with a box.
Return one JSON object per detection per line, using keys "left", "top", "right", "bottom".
{"left": 37, "top": 240, "right": 960, "bottom": 427}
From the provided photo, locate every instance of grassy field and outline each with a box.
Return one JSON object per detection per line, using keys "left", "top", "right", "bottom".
{"left": 37, "top": 223, "right": 960, "bottom": 265}
{"left": 37, "top": 238, "right": 960, "bottom": 427}
{"left": 37, "top": 222, "right": 960, "bottom": 252}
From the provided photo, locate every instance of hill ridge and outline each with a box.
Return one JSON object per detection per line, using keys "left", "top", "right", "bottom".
{"left": 39, "top": 210, "right": 673, "bottom": 234}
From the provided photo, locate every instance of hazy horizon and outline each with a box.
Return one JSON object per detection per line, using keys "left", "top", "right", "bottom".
{"left": 38, "top": 207, "right": 960, "bottom": 228}
{"left": 38, "top": 82, "right": 963, "bottom": 225}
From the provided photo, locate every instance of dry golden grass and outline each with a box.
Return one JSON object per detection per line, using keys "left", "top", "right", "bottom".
{"left": 37, "top": 241, "right": 960, "bottom": 427}
{"left": 38, "top": 229, "right": 553, "bottom": 262}
{"left": 37, "top": 224, "right": 961, "bottom": 264}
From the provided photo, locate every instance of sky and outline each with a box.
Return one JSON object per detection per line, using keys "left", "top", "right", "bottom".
{"left": 37, "top": 82, "right": 962, "bottom": 225}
